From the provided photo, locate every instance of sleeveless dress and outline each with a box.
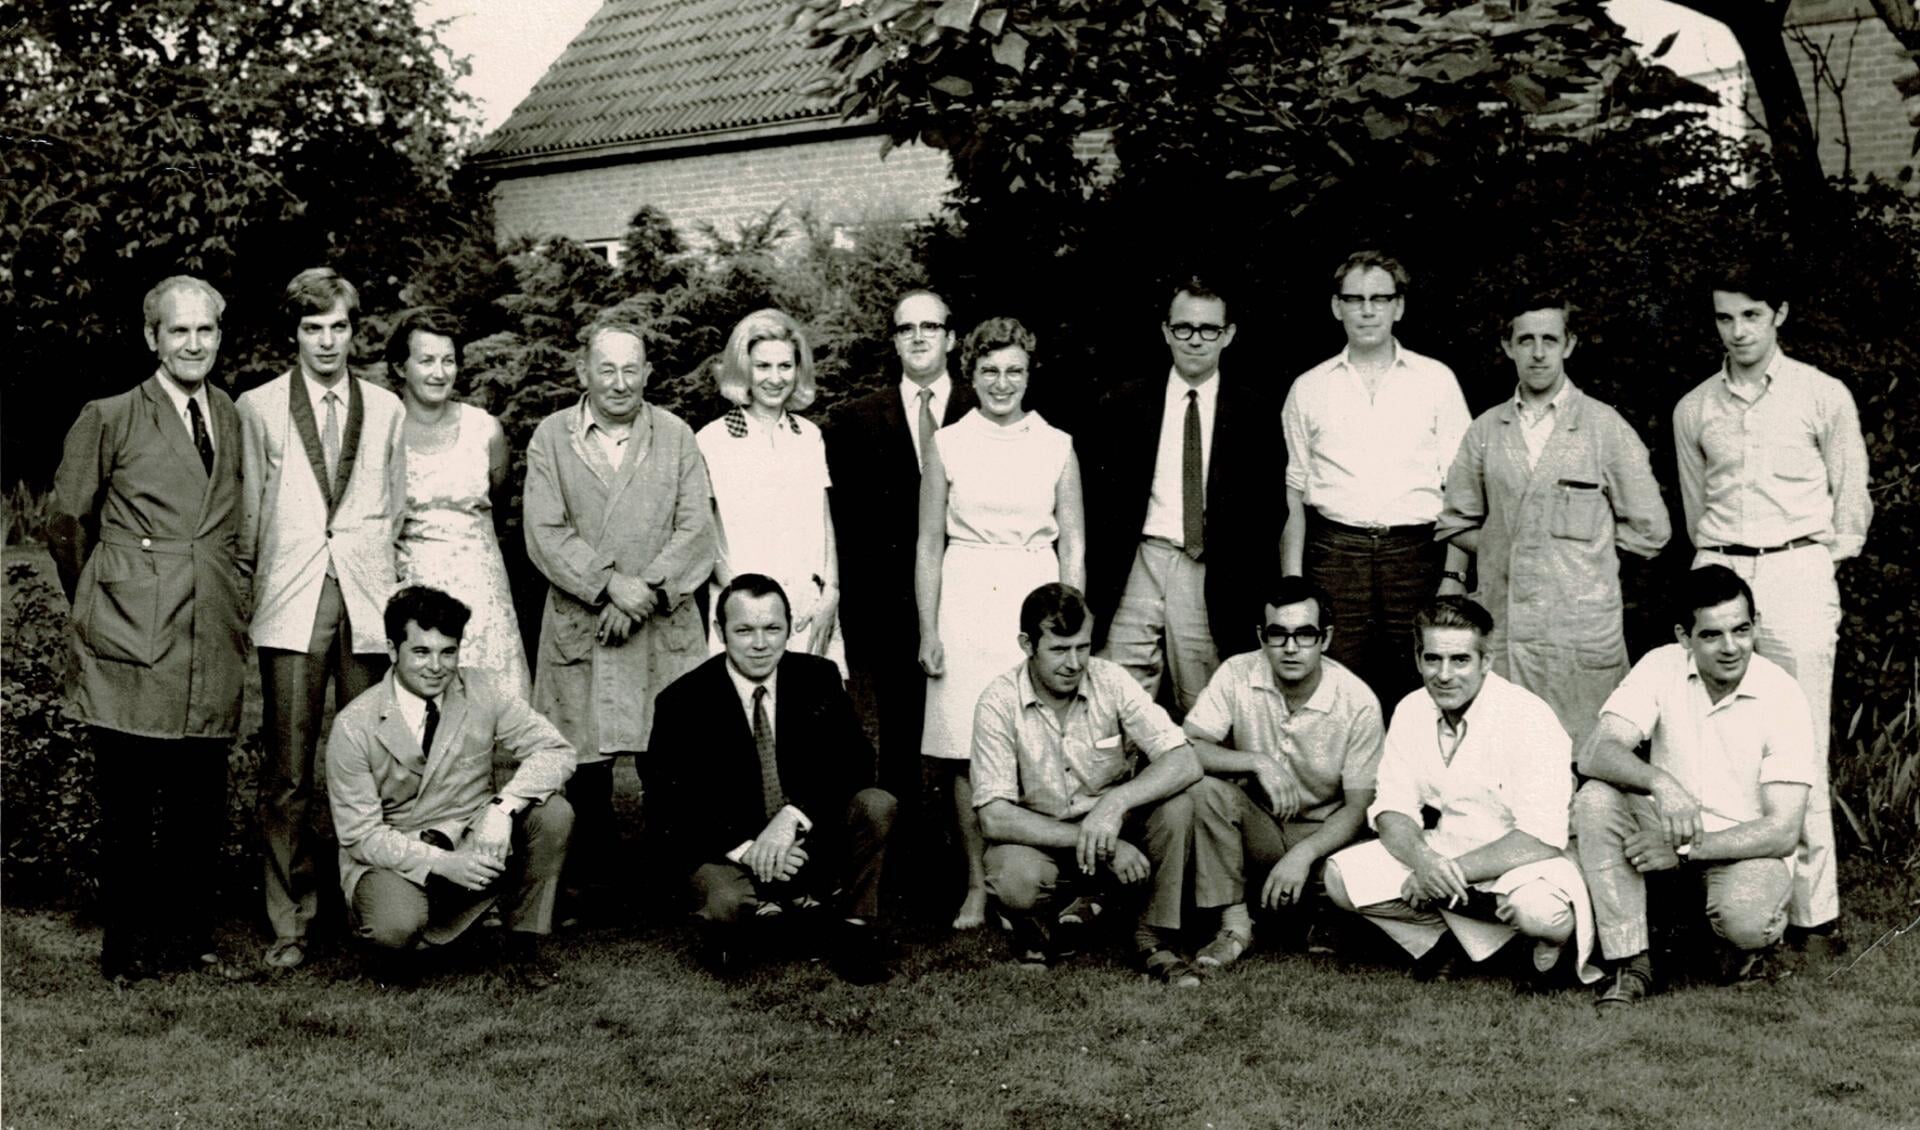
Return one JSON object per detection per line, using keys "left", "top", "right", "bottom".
{"left": 397, "top": 403, "right": 530, "bottom": 700}
{"left": 696, "top": 406, "right": 846, "bottom": 675}
{"left": 921, "top": 409, "right": 1073, "bottom": 759}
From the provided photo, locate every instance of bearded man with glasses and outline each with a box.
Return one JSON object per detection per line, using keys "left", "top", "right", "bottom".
{"left": 1083, "top": 276, "right": 1288, "bottom": 721}
{"left": 1281, "top": 251, "right": 1472, "bottom": 708}
{"left": 1177, "top": 576, "right": 1385, "bottom": 971}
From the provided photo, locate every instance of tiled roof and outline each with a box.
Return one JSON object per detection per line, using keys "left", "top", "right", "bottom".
{"left": 471, "top": 0, "right": 840, "bottom": 164}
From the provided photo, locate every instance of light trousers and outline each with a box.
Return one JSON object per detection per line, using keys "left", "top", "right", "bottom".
{"left": 1099, "top": 538, "right": 1219, "bottom": 718}
{"left": 1696, "top": 544, "right": 1838, "bottom": 928}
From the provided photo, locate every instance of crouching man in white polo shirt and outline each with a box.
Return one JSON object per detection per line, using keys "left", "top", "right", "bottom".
{"left": 1572, "top": 565, "right": 1814, "bottom": 1007}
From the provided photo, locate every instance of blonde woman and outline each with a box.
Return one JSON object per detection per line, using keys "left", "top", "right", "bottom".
{"left": 696, "top": 309, "right": 844, "bottom": 673}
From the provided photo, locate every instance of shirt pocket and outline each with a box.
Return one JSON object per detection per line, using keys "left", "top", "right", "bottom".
{"left": 1549, "top": 481, "right": 1607, "bottom": 542}
{"left": 1073, "top": 735, "right": 1131, "bottom": 792}
{"left": 82, "top": 544, "right": 158, "bottom": 667}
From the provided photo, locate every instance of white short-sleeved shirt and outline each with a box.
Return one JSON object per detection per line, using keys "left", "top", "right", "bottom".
{"left": 1367, "top": 672, "right": 1573, "bottom": 856}
{"left": 1281, "top": 341, "right": 1471, "bottom": 526}
{"left": 1183, "top": 653, "right": 1384, "bottom": 820}
{"left": 1600, "top": 644, "right": 1817, "bottom": 836}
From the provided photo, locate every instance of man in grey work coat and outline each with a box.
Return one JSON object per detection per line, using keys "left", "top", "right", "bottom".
{"left": 524, "top": 319, "right": 715, "bottom": 914}
{"left": 1436, "top": 296, "right": 1669, "bottom": 746}
{"left": 49, "top": 275, "right": 248, "bottom": 983}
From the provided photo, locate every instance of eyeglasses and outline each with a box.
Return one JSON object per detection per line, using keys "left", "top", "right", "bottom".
{"left": 1260, "top": 624, "right": 1326, "bottom": 648}
{"left": 1336, "top": 294, "right": 1399, "bottom": 310}
{"left": 1167, "top": 322, "right": 1227, "bottom": 342}
{"left": 976, "top": 365, "right": 1027, "bottom": 380}
{"left": 894, "top": 321, "right": 948, "bottom": 338}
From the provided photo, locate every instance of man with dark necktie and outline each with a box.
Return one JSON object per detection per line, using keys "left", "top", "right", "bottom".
{"left": 49, "top": 275, "right": 249, "bottom": 984}
{"left": 647, "top": 574, "right": 896, "bottom": 983}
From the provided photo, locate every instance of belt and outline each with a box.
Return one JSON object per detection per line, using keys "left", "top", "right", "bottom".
{"left": 98, "top": 529, "right": 199, "bottom": 556}
{"left": 1312, "top": 513, "right": 1435, "bottom": 538}
{"left": 1708, "top": 536, "right": 1821, "bottom": 557}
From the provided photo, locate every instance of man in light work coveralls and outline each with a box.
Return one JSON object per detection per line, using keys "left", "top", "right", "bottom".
{"left": 1437, "top": 294, "right": 1669, "bottom": 746}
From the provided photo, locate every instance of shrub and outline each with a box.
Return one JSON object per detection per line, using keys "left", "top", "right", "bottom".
{"left": 1, "top": 561, "right": 100, "bottom": 903}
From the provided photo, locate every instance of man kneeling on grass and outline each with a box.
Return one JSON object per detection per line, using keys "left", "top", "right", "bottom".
{"left": 326, "top": 586, "right": 576, "bottom": 987}
{"left": 1324, "top": 596, "right": 1599, "bottom": 986}
{"left": 1178, "top": 576, "right": 1385, "bottom": 972}
{"left": 1572, "top": 565, "right": 1813, "bottom": 1007}
{"left": 970, "top": 583, "right": 1212, "bottom": 984}
{"left": 648, "top": 574, "right": 896, "bottom": 985}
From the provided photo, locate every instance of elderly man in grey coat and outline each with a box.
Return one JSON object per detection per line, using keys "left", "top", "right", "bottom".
{"left": 524, "top": 319, "right": 715, "bottom": 917}
{"left": 50, "top": 275, "right": 248, "bottom": 984}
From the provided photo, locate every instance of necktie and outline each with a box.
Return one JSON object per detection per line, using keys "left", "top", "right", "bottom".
{"left": 321, "top": 391, "right": 341, "bottom": 481}
{"left": 1182, "top": 389, "right": 1204, "bottom": 560}
{"left": 421, "top": 697, "right": 440, "bottom": 758}
{"left": 187, "top": 398, "right": 213, "bottom": 476}
{"left": 752, "top": 686, "right": 784, "bottom": 818}
{"left": 916, "top": 387, "right": 938, "bottom": 473}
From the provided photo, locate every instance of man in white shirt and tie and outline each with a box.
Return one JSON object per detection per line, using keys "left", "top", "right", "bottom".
{"left": 1282, "top": 251, "right": 1472, "bottom": 707}
{"left": 239, "top": 267, "right": 406, "bottom": 970}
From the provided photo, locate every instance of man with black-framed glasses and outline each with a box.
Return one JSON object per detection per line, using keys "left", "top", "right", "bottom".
{"left": 1281, "top": 250, "right": 1471, "bottom": 708}
{"left": 1084, "top": 276, "right": 1287, "bottom": 721}
{"left": 826, "top": 288, "right": 975, "bottom": 882}
{"left": 1178, "top": 576, "right": 1385, "bottom": 971}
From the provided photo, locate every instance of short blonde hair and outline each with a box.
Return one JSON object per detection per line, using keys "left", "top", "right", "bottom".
{"left": 717, "top": 308, "right": 816, "bottom": 411}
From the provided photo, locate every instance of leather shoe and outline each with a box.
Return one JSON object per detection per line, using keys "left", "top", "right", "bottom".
{"left": 263, "top": 938, "right": 306, "bottom": 971}
{"left": 829, "top": 922, "right": 892, "bottom": 985}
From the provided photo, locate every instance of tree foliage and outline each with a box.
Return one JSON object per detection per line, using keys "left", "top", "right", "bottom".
{"left": 1, "top": 0, "right": 479, "bottom": 479}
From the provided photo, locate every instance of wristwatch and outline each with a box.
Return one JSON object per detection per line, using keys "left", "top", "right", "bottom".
{"left": 1442, "top": 570, "right": 1468, "bottom": 585}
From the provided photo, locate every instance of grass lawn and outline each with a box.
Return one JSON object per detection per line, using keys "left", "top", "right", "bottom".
{"left": 6, "top": 862, "right": 1919, "bottom": 1130}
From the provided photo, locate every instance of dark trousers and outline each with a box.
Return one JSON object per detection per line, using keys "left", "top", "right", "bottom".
{"left": 1305, "top": 516, "right": 1443, "bottom": 707}
{"left": 93, "top": 727, "right": 228, "bottom": 973}
{"left": 257, "top": 573, "right": 386, "bottom": 942}
{"left": 350, "top": 796, "right": 574, "bottom": 954}
{"left": 690, "top": 788, "right": 897, "bottom": 924}
{"left": 869, "top": 643, "right": 929, "bottom": 807}
{"left": 562, "top": 757, "right": 620, "bottom": 905}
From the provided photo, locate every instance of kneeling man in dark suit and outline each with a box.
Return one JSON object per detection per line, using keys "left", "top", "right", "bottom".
{"left": 650, "top": 573, "right": 896, "bottom": 983}
{"left": 326, "top": 586, "right": 576, "bottom": 986}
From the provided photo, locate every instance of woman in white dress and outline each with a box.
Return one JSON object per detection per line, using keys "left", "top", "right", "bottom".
{"left": 916, "top": 317, "right": 1086, "bottom": 929}
{"left": 386, "top": 308, "right": 530, "bottom": 701}
{"left": 696, "top": 309, "right": 843, "bottom": 673}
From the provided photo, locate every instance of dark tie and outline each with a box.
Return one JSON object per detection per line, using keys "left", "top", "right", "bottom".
{"left": 1182, "top": 389, "right": 1204, "bottom": 560}
{"left": 421, "top": 697, "right": 440, "bottom": 758}
{"left": 187, "top": 398, "right": 213, "bottom": 476}
{"left": 916, "top": 387, "right": 938, "bottom": 473}
{"left": 752, "top": 686, "right": 784, "bottom": 819}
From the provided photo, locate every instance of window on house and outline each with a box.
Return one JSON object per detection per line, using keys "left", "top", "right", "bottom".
{"left": 583, "top": 240, "right": 625, "bottom": 268}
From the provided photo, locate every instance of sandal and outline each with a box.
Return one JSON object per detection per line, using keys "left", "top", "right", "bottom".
{"left": 1143, "top": 948, "right": 1201, "bottom": 988}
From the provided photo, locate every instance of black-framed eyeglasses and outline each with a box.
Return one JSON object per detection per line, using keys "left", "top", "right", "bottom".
{"left": 894, "top": 321, "right": 948, "bottom": 338}
{"left": 1168, "top": 322, "right": 1227, "bottom": 342}
{"left": 1336, "top": 293, "right": 1399, "bottom": 310}
{"left": 1260, "top": 624, "right": 1326, "bottom": 648}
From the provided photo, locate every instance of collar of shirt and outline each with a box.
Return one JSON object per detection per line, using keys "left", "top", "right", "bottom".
{"left": 900, "top": 372, "right": 953, "bottom": 420}
{"left": 1247, "top": 657, "right": 1335, "bottom": 717}
{"left": 726, "top": 659, "right": 778, "bottom": 731}
{"left": 154, "top": 370, "right": 212, "bottom": 442}
{"left": 301, "top": 369, "right": 350, "bottom": 419}
{"left": 1511, "top": 379, "right": 1570, "bottom": 423}
{"left": 1683, "top": 652, "right": 1763, "bottom": 712}
{"left": 390, "top": 677, "right": 439, "bottom": 751}
{"left": 1335, "top": 340, "right": 1405, "bottom": 374}
{"left": 1715, "top": 346, "right": 1791, "bottom": 403}
{"left": 1164, "top": 367, "right": 1220, "bottom": 405}
{"left": 1016, "top": 662, "right": 1089, "bottom": 711}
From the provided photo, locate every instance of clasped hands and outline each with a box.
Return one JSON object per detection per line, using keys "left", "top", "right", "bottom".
{"left": 742, "top": 808, "right": 810, "bottom": 885}
{"left": 598, "top": 574, "right": 661, "bottom": 645}
{"left": 1609, "top": 771, "right": 1703, "bottom": 873}
{"left": 430, "top": 806, "right": 516, "bottom": 892}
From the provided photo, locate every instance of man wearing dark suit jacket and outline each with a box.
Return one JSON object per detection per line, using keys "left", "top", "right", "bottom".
{"left": 649, "top": 574, "right": 897, "bottom": 984}
{"left": 49, "top": 275, "right": 249, "bottom": 984}
{"left": 1084, "top": 277, "right": 1287, "bottom": 718}
{"left": 824, "top": 290, "right": 972, "bottom": 810}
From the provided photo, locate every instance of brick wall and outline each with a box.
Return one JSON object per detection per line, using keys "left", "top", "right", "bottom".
{"left": 1784, "top": 0, "right": 1919, "bottom": 181}
{"left": 489, "top": 131, "right": 955, "bottom": 251}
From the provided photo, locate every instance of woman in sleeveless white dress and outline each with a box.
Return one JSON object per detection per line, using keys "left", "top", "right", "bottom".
{"left": 696, "top": 309, "right": 844, "bottom": 673}
{"left": 387, "top": 309, "right": 530, "bottom": 704}
{"left": 916, "top": 317, "right": 1086, "bottom": 929}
